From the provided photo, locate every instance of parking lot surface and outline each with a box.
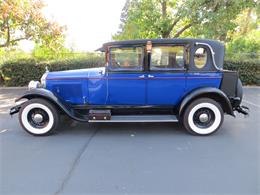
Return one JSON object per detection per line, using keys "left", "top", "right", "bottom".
{"left": 0, "top": 87, "right": 259, "bottom": 195}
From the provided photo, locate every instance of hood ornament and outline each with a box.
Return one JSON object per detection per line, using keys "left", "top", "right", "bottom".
{"left": 45, "top": 66, "right": 49, "bottom": 73}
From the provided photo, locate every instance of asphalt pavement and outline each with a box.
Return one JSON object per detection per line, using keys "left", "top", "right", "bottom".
{"left": 0, "top": 87, "right": 259, "bottom": 195}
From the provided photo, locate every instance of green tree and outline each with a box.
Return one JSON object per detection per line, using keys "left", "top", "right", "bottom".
{"left": 113, "top": 0, "right": 257, "bottom": 41}
{"left": 225, "top": 7, "right": 260, "bottom": 59}
{"left": 0, "top": 0, "right": 66, "bottom": 50}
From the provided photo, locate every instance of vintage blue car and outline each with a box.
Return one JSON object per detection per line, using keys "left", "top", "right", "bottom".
{"left": 10, "top": 38, "right": 248, "bottom": 136}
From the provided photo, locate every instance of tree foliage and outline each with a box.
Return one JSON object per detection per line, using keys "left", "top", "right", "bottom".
{"left": 113, "top": 0, "right": 257, "bottom": 41}
{"left": 0, "top": 0, "right": 66, "bottom": 50}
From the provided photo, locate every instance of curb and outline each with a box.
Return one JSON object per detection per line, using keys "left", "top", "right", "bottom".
{"left": 0, "top": 86, "right": 27, "bottom": 89}
{"left": 243, "top": 86, "right": 260, "bottom": 88}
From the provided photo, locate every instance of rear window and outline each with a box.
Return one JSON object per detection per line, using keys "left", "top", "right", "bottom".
{"left": 194, "top": 47, "right": 207, "bottom": 69}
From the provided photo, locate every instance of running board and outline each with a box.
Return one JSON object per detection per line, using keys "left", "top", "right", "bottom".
{"left": 88, "top": 115, "right": 178, "bottom": 123}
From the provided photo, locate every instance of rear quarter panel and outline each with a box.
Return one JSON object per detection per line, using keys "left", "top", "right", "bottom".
{"left": 185, "top": 72, "right": 223, "bottom": 96}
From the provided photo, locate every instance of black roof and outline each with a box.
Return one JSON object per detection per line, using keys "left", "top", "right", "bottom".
{"left": 97, "top": 38, "right": 223, "bottom": 51}
{"left": 97, "top": 38, "right": 225, "bottom": 68}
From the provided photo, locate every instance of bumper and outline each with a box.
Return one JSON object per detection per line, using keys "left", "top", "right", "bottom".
{"left": 230, "top": 97, "right": 249, "bottom": 116}
{"left": 235, "top": 105, "right": 249, "bottom": 115}
{"left": 10, "top": 105, "right": 21, "bottom": 115}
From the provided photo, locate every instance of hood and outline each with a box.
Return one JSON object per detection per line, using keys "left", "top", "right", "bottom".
{"left": 46, "top": 67, "right": 105, "bottom": 80}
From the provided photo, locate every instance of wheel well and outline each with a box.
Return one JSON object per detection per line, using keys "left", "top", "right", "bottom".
{"left": 180, "top": 92, "right": 232, "bottom": 117}
{"left": 21, "top": 95, "right": 64, "bottom": 114}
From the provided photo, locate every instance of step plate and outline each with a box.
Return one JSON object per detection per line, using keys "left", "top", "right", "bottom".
{"left": 88, "top": 115, "right": 178, "bottom": 123}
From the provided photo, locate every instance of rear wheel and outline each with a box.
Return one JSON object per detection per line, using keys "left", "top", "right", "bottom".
{"left": 19, "top": 98, "right": 59, "bottom": 136}
{"left": 183, "top": 98, "right": 224, "bottom": 135}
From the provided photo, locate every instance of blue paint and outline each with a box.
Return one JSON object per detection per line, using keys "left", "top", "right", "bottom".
{"left": 46, "top": 67, "right": 222, "bottom": 106}
{"left": 146, "top": 73, "right": 186, "bottom": 105}
{"left": 107, "top": 73, "right": 146, "bottom": 105}
{"left": 186, "top": 72, "right": 222, "bottom": 93}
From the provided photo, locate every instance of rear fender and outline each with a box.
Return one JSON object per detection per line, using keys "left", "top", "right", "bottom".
{"left": 179, "top": 87, "right": 234, "bottom": 117}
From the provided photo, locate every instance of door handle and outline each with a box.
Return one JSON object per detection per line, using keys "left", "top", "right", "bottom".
{"left": 148, "top": 74, "right": 154, "bottom": 78}
{"left": 139, "top": 75, "right": 145, "bottom": 78}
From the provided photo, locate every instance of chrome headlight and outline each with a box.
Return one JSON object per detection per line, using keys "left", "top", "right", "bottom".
{"left": 28, "top": 81, "right": 40, "bottom": 90}
{"left": 41, "top": 72, "right": 48, "bottom": 88}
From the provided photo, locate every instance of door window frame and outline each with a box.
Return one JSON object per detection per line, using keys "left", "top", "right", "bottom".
{"left": 107, "top": 45, "right": 146, "bottom": 73}
{"left": 148, "top": 44, "right": 189, "bottom": 72}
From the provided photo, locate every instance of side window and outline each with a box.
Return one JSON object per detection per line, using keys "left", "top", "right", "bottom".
{"left": 109, "top": 47, "right": 144, "bottom": 71}
{"left": 151, "top": 46, "right": 185, "bottom": 70}
{"left": 194, "top": 47, "right": 207, "bottom": 69}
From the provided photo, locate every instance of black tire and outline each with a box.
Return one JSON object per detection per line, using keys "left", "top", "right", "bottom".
{"left": 19, "top": 98, "right": 60, "bottom": 136}
{"left": 182, "top": 98, "right": 224, "bottom": 136}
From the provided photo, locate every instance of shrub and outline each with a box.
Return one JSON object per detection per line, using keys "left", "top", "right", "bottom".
{"left": 1, "top": 59, "right": 45, "bottom": 86}
{"left": 1, "top": 55, "right": 105, "bottom": 86}
{"left": 224, "top": 59, "right": 260, "bottom": 85}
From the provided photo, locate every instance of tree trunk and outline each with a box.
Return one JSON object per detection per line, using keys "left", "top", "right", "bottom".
{"left": 242, "top": 8, "right": 252, "bottom": 35}
{"left": 161, "top": 0, "right": 167, "bottom": 38}
{"left": 161, "top": 1, "right": 167, "bottom": 19}
{"left": 6, "top": 25, "right": 10, "bottom": 47}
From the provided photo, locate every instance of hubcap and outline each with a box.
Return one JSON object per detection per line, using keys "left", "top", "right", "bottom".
{"left": 193, "top": 108, "right": 215, "bottom": 129}
{"left": 199, "top": 113, "right": 209, "bottom": 123}
{"left": 27, "top": 108, "right": 49, "bottom": 129}
{"left": 33, "top": 114, "right": 43, "bottom": 123}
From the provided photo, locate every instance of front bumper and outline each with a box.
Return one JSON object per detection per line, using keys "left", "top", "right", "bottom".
{"left": 10, "top": 105, "right": 21, "bottom": 115}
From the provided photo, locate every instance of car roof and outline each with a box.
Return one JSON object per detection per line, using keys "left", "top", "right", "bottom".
{"left": 97, "top": 38, "right": 225, "bottom": 69}
{"left": 97, "top": 38, "right": 223, "bottom": 51}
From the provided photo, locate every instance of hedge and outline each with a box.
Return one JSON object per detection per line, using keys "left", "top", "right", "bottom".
{"left": 0, "top": 56, "right": 105, "bottom": 86}
{"left": 224, "top": 60, "right": 260, "bottom": 85}
{"left": 0, "top": 58, "right": 259, "bottom": 86}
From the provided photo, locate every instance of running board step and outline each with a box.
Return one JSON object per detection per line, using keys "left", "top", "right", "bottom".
{"left": 88, "top": 115, "right": 178, "bottom": 123}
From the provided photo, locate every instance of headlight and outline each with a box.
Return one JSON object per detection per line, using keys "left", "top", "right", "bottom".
{"left": 41, "top": 72, "right": 48, "bottom": 88}
{"left": 28, "top": 81, "right": 40, "bottom": 90}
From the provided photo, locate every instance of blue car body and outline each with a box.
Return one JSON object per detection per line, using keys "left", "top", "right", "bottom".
{"left": 45, "top": 67, "right": 222, "bottom": 106}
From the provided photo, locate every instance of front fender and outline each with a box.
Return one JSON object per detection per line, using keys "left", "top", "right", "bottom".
{"left": 13, "top": 88, "right": 87, "bottom": 122}
{"left": 179, "top": 87, "right": 234, "bottom": 117}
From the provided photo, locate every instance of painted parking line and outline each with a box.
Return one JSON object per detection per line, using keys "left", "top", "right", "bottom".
{"left": 0, "top": 129, "right": 8, "bottom": 134}
{"left": 243, "top": 99, "right": 260, "bottom": 109}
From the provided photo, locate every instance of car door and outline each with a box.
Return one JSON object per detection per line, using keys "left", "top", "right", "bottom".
{"left": 146, "top": 45, "right": 187, "bottom": 105}
{"left": 107, "top": 46, "right": 146, "bottom": 105}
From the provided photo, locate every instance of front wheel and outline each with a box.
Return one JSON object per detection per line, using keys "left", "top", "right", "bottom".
{"left": 183, "top": 98, "right": 224, "bottom": 135}
{"left": 19, "top": 98, "right": 59, "bottom": 136}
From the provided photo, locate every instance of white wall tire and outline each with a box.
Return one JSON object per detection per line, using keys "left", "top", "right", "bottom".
{"left": 19, "top": 98, "right": 59, "bottom": 136}
{"left": 183, "top": 98, "right": 224, "bottom": 135}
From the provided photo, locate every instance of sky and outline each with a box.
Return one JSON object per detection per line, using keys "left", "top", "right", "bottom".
{"left": 21, "top": 0, "right": 126, "bottom": 52}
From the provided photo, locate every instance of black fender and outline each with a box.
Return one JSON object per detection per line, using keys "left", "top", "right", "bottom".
{"left": 179, "top": 87, "right": 234, "bottom": 117}
{"left": 14, "top": 88, "right": 87, "bottom": 122}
